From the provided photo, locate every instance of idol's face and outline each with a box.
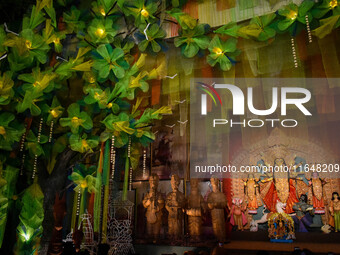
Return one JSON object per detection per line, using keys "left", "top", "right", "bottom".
{"left": 275, "top": 158, "right": 284, "bottom": 166}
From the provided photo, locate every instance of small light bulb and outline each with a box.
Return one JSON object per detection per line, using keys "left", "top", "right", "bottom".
{"left": 213, "top": 47, "right": 223, "bottom": 56}
{"left": 95, "top": 28, "right": 105, "bottom": 38}
{"left": 141, "top": 8, "right": 149, "bottom": 18}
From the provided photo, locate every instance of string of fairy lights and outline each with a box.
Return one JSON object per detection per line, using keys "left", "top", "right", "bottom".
{"left": 32, "top": 117, "right": 43, "bottom": 180}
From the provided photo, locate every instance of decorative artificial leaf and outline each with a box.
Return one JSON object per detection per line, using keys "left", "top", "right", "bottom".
{"left": 174, "top": 24, "right": 210, "bottom": 58}
{"left": 59, "top": 103, "right": 93, "bottom": 134}
{"left": 207, "top": 36, "right": 240, "bottom": 71}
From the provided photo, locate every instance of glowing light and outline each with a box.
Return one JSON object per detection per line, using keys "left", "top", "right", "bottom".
{"left": 95, "top": 28, "right": 105, "bottom": 38}
{"left": 89, "top": 77, "right": 95, "bottom": 83}
{"left": 141, "top": 8, "right": 149, "bottom": 18}
{"left": 330, "top": 0, "right": 338, "bottom": 8}
{"left": 25, "top": 40, "right": 32, "bottom": 49}
{"left": 80, "top": 180, "right": 87, "bottom": 188}
{"left": 287, "top": 10, "right": 298, "bottom": 20}
{"left": 50, "top": 109, "right": 59, "bottom": 118}
{"left": 72, "top": 116, "right": 80, "bottom": 124}
{"left": 94, "top": 92, "right": 101, "bottom": 100}
{"left": 107, "top": 102, "right": 112, "bottom": 108}
{"left": 21, "top": 232, "right": 30, "bottom": 241}
{"left": 100, "top": 8, "right": 106, "bottom": 16}
{"left": 33, "top": 81, "right": 40, "bottom": 87}
{"left": 213, "top": 47, "right": 223, "bottom": 56}
{"left": 0, "top": 126, "right": 6, "bottom": 135}
{"left": 53, "top": 38, "right": 60, "bottom": 44}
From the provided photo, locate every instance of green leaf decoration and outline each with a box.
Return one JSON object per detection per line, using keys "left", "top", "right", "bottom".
{"left": 0, "top": 165, "right": 19, "bottom": 247}
{"left": 19, "top": 68, "right": 57, "bottom": 94}
{"left": 277, "top": 1, "right": 314, "bottom": 32}
{"left": 43, "top": 19, "right": 66, "bottom": 53}
{"left": 101, "top": 112, "right": 135, "bottom": 147}
{"left": 116, "top": 64, "right": 150, "bottom": 100}
{"left": 60, "top": 103, "right": 93, "bottom": 134}
{"left": 167, "top": 8, "right": 198, "bottom": 30}
{"left": 69, "top": 134, "right": 99, "bottom": 153}
{"left": 15, "top": 181, "right": 44, "bottom": 254}
{"left": 130, "top": 143, "right": 142, "bottom": 170}
{"left": 134, "top": 106, "right": 172, "bottom": 127}
{"left": 4, "top": 29, "right": 50, "bottom": 64}
{"left": 214, "top": 22, "right": 241, "bottom": 37}
{"left": 55, "top": 47, "right": 92, "bottom": 79}
{"left": 92, "top": 44, "right": 129, "bottom": 80}
{"left": 124, "top": 0, "right": 157, "bottom": 28}
{"left": 138, "top": 24, "right": 166, "bottom": 53}
{"left": 16, "top": 91, "right": 43, "bottom": 116}
{"left": 312, "top": 14, "right": 340, "bottom": 38}
{"left": 0, "top": 175, "right": 8, "bottom": 233}
{"left": 0, "top": 25, "right": 6, "bottom": 56}
{"left": 238, "top": 13, "right": 276, "bottom": 41}
{"left": 84, "top": 87, "right": 116, "bottom": 110}
{"left": 87, "top": 18, "right": 117, "bottom": 44}
{"left": 25, "top": 130, "right": 48, "bottom": 157}
{"left": 46, "top": 136, "right": 67, "bottom": 174}
{"left": 63, "top": 6, "right": 85, "bottom": 33}
{"left": 0, "top": 72, "right": 14, "bottom": 106}
{"left": 28, "top": 5, "right": 46, "bottom": 30}
{"left": 174, "top": 24, "right": 210, "bottom": 58}
{"left": 45, "top": 96, "right": 64, "bottom": 124}
{"left": 69, "top": 164, "right": 97, "bottom": 193}
{"left": 312, "top": 0, "right": 340, "bottom": 19}
{"left": 207, "top": 36, "right": 240, "bottom": 71}
{"left": 0, "top": 113, "right": 25, "bottom": 151}
{"left": 92, "top": 0, "right": 118, "bottom": 17}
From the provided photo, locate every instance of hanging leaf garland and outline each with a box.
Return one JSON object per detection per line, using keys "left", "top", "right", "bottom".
{"left": 207, "top": 36, "right": 240, "bottom": 71}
